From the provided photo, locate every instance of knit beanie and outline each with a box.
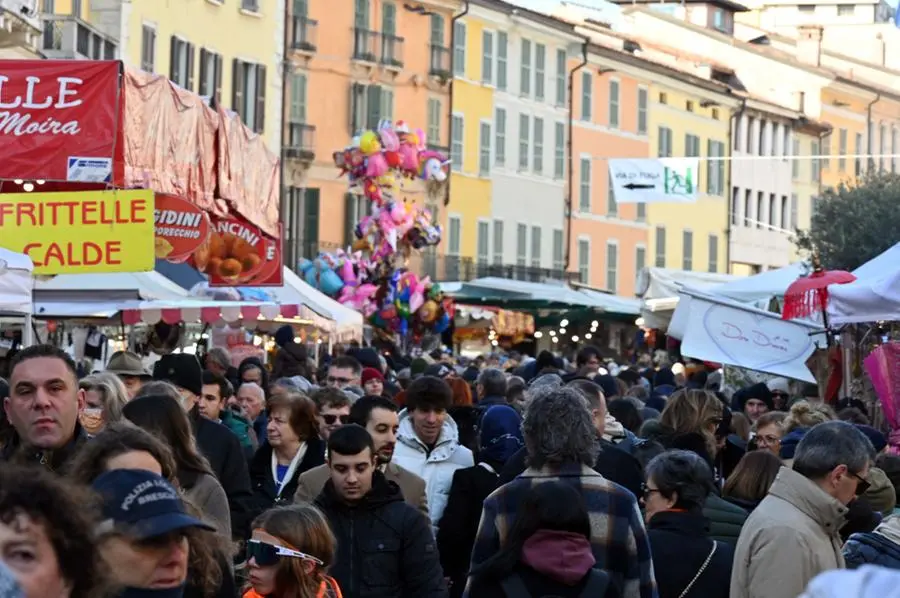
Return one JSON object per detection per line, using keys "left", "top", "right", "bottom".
{"left": 361, "top": 367, "right": 384, "bottom": 385}
{"left": 410, "top": 357, "right": 429, "bottom": 378}
{"left": 864, "top": 467, "right": 897, "bottom": 516}
{"left": 274, "top": 325, "right": 295, "bottom": 347}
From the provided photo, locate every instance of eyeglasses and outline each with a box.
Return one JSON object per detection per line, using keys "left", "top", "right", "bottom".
{"left": 246, "top": 539, "right": 324, "bottom": 567}
{"left": 321, "top": 413, "right": 350, "bottom": 425}
{"left": 851, "top": 472, "right": 871, "bottom": 496}
{"left": 640, "top": 482, "right": 662, "bottom": 500}
{"left": 756, "top": 435, "right": 781, "bottom": 447}
{"left": 327, "top": 376, "right": 354, "bottom": 385}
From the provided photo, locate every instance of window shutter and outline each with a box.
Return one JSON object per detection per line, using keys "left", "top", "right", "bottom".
{"left": 169, "top": 37, "right": 178, "bottom": 81}
{"left": 304, "top": 188, "right": 320, "bottom": 247}
{"left": 366, "top": 84, "right": 381, "bottom": 130}
{"left": 344, "top": 193, "right": 357, "bottom": 246}
{"left": 199, "top": 48, "right": 208, "bottom": 96}
{"left": 214, "top": 54, "right": 223, "bottom": 107}
{"left": 232, "top": 59, "right": 244, "bottom": 118}
{"left": 255, "top": 64, "right": 266, "bottom": 133}
{"left": 186, "top": 43, "right": 195, "bottom": 91}
{"left": 349, "top": 83, "right": 364, "bottom": 134}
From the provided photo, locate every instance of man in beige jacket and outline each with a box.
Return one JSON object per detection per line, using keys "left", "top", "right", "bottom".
{"left": 731, "top": 421, "right": 876, "bottom": 598}
{"left": 295, "top": 395, "right": 428, "bottom": 515}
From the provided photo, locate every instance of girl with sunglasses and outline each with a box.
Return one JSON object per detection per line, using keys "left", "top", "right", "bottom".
{"left": 245, "top": 505, "right": 342, "bottom": 598}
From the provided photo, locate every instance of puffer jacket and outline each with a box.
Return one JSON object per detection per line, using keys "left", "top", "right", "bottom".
{"left": 704, "top": 493, "right": 748, "bottom": 546}
{"left": 392, "top": 409, "right": 474, "bottom": 530}
{"left": 844, "top": 515, "right": 900, "bottom": 569}
{"left": 314, "top": 471, "right": 448, "bottom": 598}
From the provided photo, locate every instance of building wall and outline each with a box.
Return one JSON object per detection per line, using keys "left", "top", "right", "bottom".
{"left": 791, "top": 130, "right": 820, "bottom": 258}
{"left": 646, "top": 84, "right": 732, "bottom": 274}
{"left": 569, "top": 56, "right": 649, "bottom": 295}
{"left": 819, "top": 87, "right": 871, "bottom": 190}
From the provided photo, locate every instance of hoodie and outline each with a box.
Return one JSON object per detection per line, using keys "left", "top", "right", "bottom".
{"left": 392, "top": 409, "right": 474, "bottom": 530}
{"left": 843, "top": 515, "right": 900, "bottom": 569}
{"left": 521, "top": 530, "right": 596, "bottom": 585}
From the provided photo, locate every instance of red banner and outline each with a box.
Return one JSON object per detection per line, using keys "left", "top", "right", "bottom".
{"left": 153, "top": 193, "right": 211, "bottom": 263}
{"left": 191, "top": 213, "right": 282, "bottom": 287}
{"left": 0, "top": 60, "right": 120, "bottom": 183}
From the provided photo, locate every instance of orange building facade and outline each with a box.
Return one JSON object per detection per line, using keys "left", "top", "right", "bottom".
{"left": 281, "top": 0, "right": 460, "bottom": 268}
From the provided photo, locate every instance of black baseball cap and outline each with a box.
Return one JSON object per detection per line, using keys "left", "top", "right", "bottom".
{"left": 424, "top": 363, "right": 452, "bottom": 379}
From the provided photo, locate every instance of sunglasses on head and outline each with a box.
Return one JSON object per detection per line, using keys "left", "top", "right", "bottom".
{"left": 321, "top": 414, "right": 350, "bottom": 425}
{"left": 246, "top": 539, "right": 324, "bottom": 567}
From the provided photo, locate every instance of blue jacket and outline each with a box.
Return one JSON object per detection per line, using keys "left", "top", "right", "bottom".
{"left": 844, "top": 530, "right": 900, "bottom": 570}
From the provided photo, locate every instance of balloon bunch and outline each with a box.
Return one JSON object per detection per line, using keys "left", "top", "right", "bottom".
{"left": 298, "top": 119, "right": 454, "bottom": 342}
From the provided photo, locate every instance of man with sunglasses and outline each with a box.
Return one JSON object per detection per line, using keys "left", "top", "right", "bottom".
{"left": 315, "top": 424, "right": 448, "bottom": 598}
{"left": 310, "top": 388, "right": 352, "bottom": 442}
{"left": 731, "top": 421, "right": 876, "bottom": 598}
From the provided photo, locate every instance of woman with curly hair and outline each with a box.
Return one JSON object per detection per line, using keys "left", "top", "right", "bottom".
{"left": 78, "top": 372, "right": 131, "bottom": 436}
{"left": 0, "top": 463, "right": 107, "bottom": 598}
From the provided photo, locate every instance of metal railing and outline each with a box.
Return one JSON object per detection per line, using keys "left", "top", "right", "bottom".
{"left": 429, "top": 44, "right": 451, "bottom": 78}
{"left": 291, "top": 16, "right": 317, "bottom": 52}
{"left": 352, "top": 28, "right": 377, "bottom": 62}
{"left": 380, "top": 33, "right": 404, "bottom": 68}
{"left": 285, "top": 123, "right": 316, "bottom": 160}
{"left": 41, "top": 14, "right": 116, "bottom": 60}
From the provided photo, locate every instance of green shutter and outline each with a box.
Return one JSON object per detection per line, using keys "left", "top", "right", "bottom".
{"left": 304, "top": 188, "right": 320, "bottom": 250}
{"left": 294, "top": 0, "right": 308, "bottom": 17}
{"left": 344, "top": 193, "right": 357, "bottom": 246}
{"left": 382, "top": 3, "right": 396, "bottom": 36}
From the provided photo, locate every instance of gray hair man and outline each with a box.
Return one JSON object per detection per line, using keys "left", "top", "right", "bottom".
{"left": 731, "top": 421, "right": 876, "bottom": 598}
{"left": 475, "top": 368, "right": 508, "bottom": 407}
{"left": 469, "top": 386, "right": 657, "bottom": 598}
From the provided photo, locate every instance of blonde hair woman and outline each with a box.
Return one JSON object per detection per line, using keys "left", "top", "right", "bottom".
{"left": 78, "top": 372, "right": 130, "bottom": 435}
{"left": 659, "top": 388, "right": 725, "bottom": 459}
{"left": 782, "top": 400, "right": 835, "bottom": 434}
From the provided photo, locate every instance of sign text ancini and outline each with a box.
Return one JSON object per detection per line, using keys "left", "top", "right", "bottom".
{"left": 0, "top": 190, "right": 155, "bottom": 274}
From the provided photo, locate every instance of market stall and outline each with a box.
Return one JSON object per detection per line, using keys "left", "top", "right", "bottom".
{"left": 827, "top": 243, "right": 900, "bottom": 325}
{"left": 637, "top": 267, "right": 738, "bottom": 329}
{"left": 0, "top": 248, "right": 34, "bottom": 316}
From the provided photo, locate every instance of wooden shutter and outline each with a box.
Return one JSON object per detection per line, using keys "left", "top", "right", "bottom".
{"left": 304, "top": 188, "right": 320, "bottom": 249}
{"left": 344, "top": 193, "right": 357, "bottom": 246}
{"left": 169, "top": 36, "right": 178, "bottom": 81}
{"left": 349, "top": 83, "right": 365, "bottom": 134}
{"left": 232, "top": 59, "right": 244, "bottom": 119}
{"left": 365, "top": 84, "right": 380, "bottom": 130}
{"left": 198, "top": 48, "right": 208, "bottom": 96}
{"left": 214, "top": 54, "right": 223, "bottom": 107}
{"left": 186, "top": 43, "right": 195, "bottom": 91}
{"left": 255, "top": 64, "right": 266, "bottom": 133}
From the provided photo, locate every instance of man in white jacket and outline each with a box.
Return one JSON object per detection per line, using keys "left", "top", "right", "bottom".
{"left": 393, "top": 375, "right": 474, "bottom": 531}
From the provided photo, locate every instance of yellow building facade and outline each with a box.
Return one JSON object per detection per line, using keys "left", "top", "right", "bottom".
{"left": 447, "top": 13, "right": 494, "bottom": 262}
{"left": 645, "top": 78, "right": 739, "bottom": 274}
{"left": 819, "top": 82, "right": 875, "bottom": 191}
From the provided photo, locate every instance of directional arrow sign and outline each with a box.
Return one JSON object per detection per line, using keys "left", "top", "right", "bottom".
{"left": 609, "top": 158, "right": 700, "bottom": 204}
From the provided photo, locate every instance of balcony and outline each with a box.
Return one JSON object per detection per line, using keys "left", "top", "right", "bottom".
{"left": 380, "top": 33, "right": 404, "bottom": 69}
{"left": 352, "top": 28, "right": 377, "bottom": 63}
{"left": 0, "top": 0, "right": 41, "bottom": 55}
{"left": 427, "top": 143, "right": 450, "bottom": 155}
{"left": 429, "top": 44, "right": 451, "bottom": 78}
{"left": 285, "top": 123, "right": 316, "bottom": 162}
{"left": 41, "top": 14, "right": 116, "bottom": 60}
{"left": 291, "top": 15, "right": 317, "bottom": 54}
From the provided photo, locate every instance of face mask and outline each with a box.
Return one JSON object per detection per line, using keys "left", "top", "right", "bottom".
{"left": 79, "top": 408, "right": 104, "bottom": 435}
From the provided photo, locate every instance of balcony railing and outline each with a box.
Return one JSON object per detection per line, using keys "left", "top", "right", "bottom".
{"left": 352, "top": 28, "right": 377, "bottom": 62}
{"left": 41, "top": 14, "right": 116, "bottom": 60}
{"left": 429, "top": 44, "right": 451, "bottom": 78}
{"left": 427, "top": 143, "right": 450, "bottom": 155}
{"left": 291, "top": 16, "right": 317, "bottom": 53}
{"left": 285, "top": 123, "right": 316, "bottom": 161}
{"left": 380, "top": 33, "right": 404, "bottom": 68}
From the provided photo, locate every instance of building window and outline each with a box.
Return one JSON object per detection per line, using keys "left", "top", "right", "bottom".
{"left": 287, "top": 72, "right": 307, "bottom": 124}
{"left": 450, "top": 114, "right": 464, "bottom": 170}
{"left": 792, "top": 138, "right": 800, "bottom": 179}
{"left": 141, "top": 25, "right": 156, "bottom": 73}
{"left": 481, "top": 30, "right": 494, "bottom": 84}
{"left": 790, "top": 193, "right": 798, "bottom": 229}
{"left": 635, "top": 246, "right": 646, "bottom": 283}
{"left": 497, "top": 31, "right": 508, "bottom": 91}
{"left": 744, "top": 189, "right": 752, "bottom": 226}
{"left": 285, "top": 187, "right": 319, "bottom": 266}
{"left": 637, "top": 202, "right": 646, "bottom": 222}
{"left": 555, "top": 49, "right": 566, "bottom": 106}
{"left": 655, "top": 226, "right": 666, "bottom": 267}
{"left": 637, "top": 87, "right": 648, "bottom": 135}
{"left": 578, "top": 239, "right": 590, "bottom": 284}
{"left": 731, "top": 186, "right": 740, "bottom": 225}
{"left": 553, "top": 229, "right": 564, "bottom": 271}
{"left": 492, "top": 221, "right": 504, "bottom": 264}
{"left": 685, "top": 134, "right": 700, "bottom": 158}
{"left": 608, "top": 80, "right": 620, "bottom": 129}
{"left": 822, "top": 135, "right": 831, "bottom": 170}
{"left": 781, "top": 195, "right": 789, "bottom": 230}
{"left": 477, "top": 221, "right": 489, "bottom": 264}
{"left": 880, "top": 123, "right": 887, "bottom": 171}
{"left": 518, "top": 113, "right": 530, "bottom": 171}
{"left": 533, "top": 117, "right": 544, "bottom": 174}
{"left": 838, "top": 128, "right": 848, "bottom": 172}
{"left": 769, "top": 193, "right": 777, "bottom": 227}
{"left": 535, "top": 43, "right": 546, "bottom": 101}
{"left": 531, "top": 226, "right": 542, "bottom": 267}
{"left": 658, "top": 126, "right": 673, "bottom": 157}
{"left": 708, "top": 235, "right": 718, "bottom": 272}
{"left": 427, "top": 98, "right": 441, "bottom": 146}
{"left": 686, "top": 100, "right": 694, "bottom": 113}
{"left": 607, "top": 175, "right": 616, "bottom": 217}
{"left": 579, "top": 158, "right": 591, "bottom": 212}
{"left": 837, "top": 4, "right": 855, "bottom": 15}
{"left": 581, "top": 72, "right": 592, "bottom": 121}
{"left": 453, "top": 21, "right": 466, "bottom": 77}
{"left": 756, "top": 191, "right": 764, "bottom": 228}
{"left": 520, "top": 39, "right": 531, "bottom": 96}
{"left": 854, "top": 131, "right": 863, "bottom": 176}
{"left": 811, "top": 139, "right": 820, "bottom": 182}
{"left": 232, "top": 60, "right": 266, "bottom": 133}
{"left": 516, "top": 224, "right": 527, "bottom": 266}
{"left": 745, "top": 116, "right": 754, "bottom": 153}
{"left": 495, "top": 107, "right": 506, "bottom": 166}
{"left": 241, "top": 0, "right": 259, "bottom": 11}
{"left": 448, "top": 215, "right": 461, "bottom": 256}
{"left": 798, "top": 4, "right": 815, "bottom": 12}
{"left": 479, "top": 121, "right": 491, "bottom": 176}
{"left": 682, "top": 230, "right": 693, "bottom": 270}
{"left": 170, "top": 37, "right": 194, "bottom": 90}
{"left": 606, "top": 242, "right": 618, "bottom": 293}
{"left": 658, "top": 92, "right": 667, "bottom": 104}
{"left": 758, "top": 119, "right": 767, "bottom": 155}
{"left": 707, "top": 140, "right": 725, "bottom": 195}
{"left": 199, "top": 49, "right": 223, "bottom": 104}
{"left": 554, "top": 122, "right": 565, "bottom": 179}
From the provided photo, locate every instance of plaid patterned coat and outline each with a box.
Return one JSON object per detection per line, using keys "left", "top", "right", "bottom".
{"left": 467, "top": 463, "right": 658, "bottom": 598}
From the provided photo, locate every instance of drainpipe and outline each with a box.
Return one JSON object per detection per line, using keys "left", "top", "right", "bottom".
{"left": 280, "top": 0, "right": 291, "bottom": 264}
{"left": 445, "top": 0, "right": 469, "bottom": 207}
{"left": 564, "top": 39, "right": 589, "bottom": 273}
{"left": 866, "top": 93, "right": 881, "bottom": 172}
{"left": 725, "top": 97, "right": 746, "bottom": 275}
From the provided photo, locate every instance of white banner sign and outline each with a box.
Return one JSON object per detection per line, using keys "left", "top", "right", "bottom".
{"left": 672, "top": 292, "right": 822, "bottom": 382}
{"left": 609, "top": 158, "right": 700, "bottom": 204}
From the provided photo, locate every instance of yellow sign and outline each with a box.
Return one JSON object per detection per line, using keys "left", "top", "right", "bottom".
{"left": 0, "top": 190, "right": 155, "bottom": 274}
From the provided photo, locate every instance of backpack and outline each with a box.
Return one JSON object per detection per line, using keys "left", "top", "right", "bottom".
{"left": 500, "top": 568, "right": 611, "bottom": 598}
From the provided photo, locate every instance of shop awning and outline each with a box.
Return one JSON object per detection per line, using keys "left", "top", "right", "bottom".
{"left": 0, "top": 248, "right": 34, "bottom": 316}
{"left": 444, "top": 277, "right": 638, "bottom": 313}
{"left": 269, "top": 268, "right": 363, "bottom": 341}
{"left": 706, "top": 261, "right": 812, "bottom": 305}
{"left": 827, "top": 243, "right": 900, "bottom": 324}
{"left": 34, "top": 271, "right": 190, "bottom": 307}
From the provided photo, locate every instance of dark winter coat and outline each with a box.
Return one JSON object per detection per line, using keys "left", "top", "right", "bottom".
{"left": 249, "top": 437, "right": 325, "bottom": 514}
{"left": 704, "top": 493, "right": 748, "bottom": 546}
{"left": 647, "top": 510, "right": 733, "bottom": 598}
{"left": 1, "top": 420, "right": 88, "bottom": 474}
{"left": 314, "top": 470, "right": 449, "bottom": 598}
{"left": 844, "top": 528, "right": 900, "bottom": 570}
{"left": 272, "top": 342, "right": 310, "bottom": 380}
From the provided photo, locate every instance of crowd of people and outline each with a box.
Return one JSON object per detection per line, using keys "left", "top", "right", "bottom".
{"left": 1, "top": 329, "right": 899, "bottom": 598}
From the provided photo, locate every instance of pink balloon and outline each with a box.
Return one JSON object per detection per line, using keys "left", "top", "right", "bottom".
{"left": 365, "top": 153, "right": 388, "bottom": 178}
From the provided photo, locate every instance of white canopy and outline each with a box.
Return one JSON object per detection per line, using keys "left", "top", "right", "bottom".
{"left": 33, "top": 271, "right": 190, "bottom": 318}
{"left": 827, "top": 243, "right": 900, "bottom": 324}
{"left": 0, "top": 248, "right": 34, "bottom": 315}
{"left": 273, "top": 268, "right": 363, "bottom": 342}
{"left": 706, "top": 261, "right": 811, "bottom": 304}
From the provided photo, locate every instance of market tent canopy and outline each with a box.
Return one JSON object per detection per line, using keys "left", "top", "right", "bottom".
{"left": 269, "top": 268, "right": 363, "bottom": 342}
{"left": 34, "top": 271, "right": 189, "bottom": 302}
{"left": 827, "top": 243, "right": 900, "bottom": 324}
{"left": 0, "top": 248, "right": 34, "bottom": 315}
{"left": 637, "top": 267, "right": 738, "bottom": 328}
{"left": 444, "top": 277, "right": 639, "bottom": 313}
{"left": 706, "top": 261, "right": 812, "bottom": 304}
